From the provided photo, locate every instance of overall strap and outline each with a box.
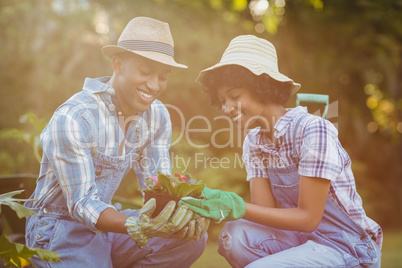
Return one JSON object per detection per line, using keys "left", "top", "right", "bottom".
{"left": 291, "top": 114, "right": 309, "bottom": 164}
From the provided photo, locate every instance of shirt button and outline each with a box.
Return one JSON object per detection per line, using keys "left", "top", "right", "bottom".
{"left": 35, "top": 234, "right": 42, "bottom": 240}
{"left": 43, "top": 208, "right": 48, "bottom": 213}
{"left": 95, "top": 166, "right": 102, "bottom": 176}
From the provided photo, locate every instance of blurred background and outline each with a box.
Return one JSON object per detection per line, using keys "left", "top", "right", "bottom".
{"left": 0, "top": 0, "right": 401, "bottom": 266}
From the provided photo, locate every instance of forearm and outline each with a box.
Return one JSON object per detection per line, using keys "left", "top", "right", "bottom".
{"left": 95, "top": 207, "right": 129, "bottom": 234}
{"left": 243, "top": 203, "right": 320, "bottom": 233}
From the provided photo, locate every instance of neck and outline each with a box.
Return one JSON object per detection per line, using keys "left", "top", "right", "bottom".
{"left": 107, "top": 74, "right": 138, "bottom": 117}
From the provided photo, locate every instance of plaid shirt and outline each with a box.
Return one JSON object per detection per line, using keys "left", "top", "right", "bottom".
{"left": 243, "top": 106, "right": 383, "bottom": 247}
{"left": 30, "top": 77, "right": 172, "bottom": 232}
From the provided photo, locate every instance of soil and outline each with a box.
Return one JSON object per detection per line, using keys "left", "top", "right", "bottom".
{"left": 143, "top": 191, "right": 181, "bottom": 218}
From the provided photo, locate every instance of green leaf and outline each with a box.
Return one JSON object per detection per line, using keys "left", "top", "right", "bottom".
{"left": 0, "top": 234, "right": 61, "bottom": 266}
{"left": 174, "top": 182, "right": 205, "bottom": 198}
{"left": 157, "top": 172, "right": 176, "bottom": 196}
{"left": 0, "top": 190, "right": 36, "bottom": 219}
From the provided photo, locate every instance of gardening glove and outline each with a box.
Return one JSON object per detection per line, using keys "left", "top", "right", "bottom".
{"left": 179, "top": 187, "right": 246, "bottom": 223}
{"left": 125, "top": 198, "right": 193, "bottom": 248}
{"left": 174, "top": 217, "right": 211, "bottom": 241}
{"left": 150, "top": 203, "right": 194, "bottom": 239}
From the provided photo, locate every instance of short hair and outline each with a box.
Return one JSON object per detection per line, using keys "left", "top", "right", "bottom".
{"left": 198, "top": 65, "right": 292, "bottom": 106}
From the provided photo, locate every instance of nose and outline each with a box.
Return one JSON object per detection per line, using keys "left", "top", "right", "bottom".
{"left": 222, "top": 103, "right": 234, "bottom": 115}
{"left": 146, "top": 75, "right": 160, "bottom": 93}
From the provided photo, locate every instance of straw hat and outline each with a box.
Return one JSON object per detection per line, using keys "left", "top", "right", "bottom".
{"left": 197, "top": 35, "right": 300, "bottom": 94}
{"left": 102, "top": 17, "right": 187, "bottom": 68}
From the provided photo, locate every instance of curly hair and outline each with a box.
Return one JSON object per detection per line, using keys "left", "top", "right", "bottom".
{"left": 198, "top": 65, "right": 292, "bottom": 106}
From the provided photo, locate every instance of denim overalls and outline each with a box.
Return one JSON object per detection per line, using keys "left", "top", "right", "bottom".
{"left": 218, "top": 115, "right": 381, "bottom": 268}
{"left": 25, "top": 148, "right": 206, "bottom": 267}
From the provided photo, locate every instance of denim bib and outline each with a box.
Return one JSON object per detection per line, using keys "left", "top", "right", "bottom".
{"left": 266, "top": 115, "right": 379, "bottom": 266}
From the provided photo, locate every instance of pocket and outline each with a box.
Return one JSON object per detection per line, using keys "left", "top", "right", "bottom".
{"left": 328, "top": 231, "right": 379, "bottom": 265}
{"left": 32, "top": 217, "right": 59, "bottom": 250}
{"left": 352, "top": 238, "right": 379, "bottom": 265}
{"left": 270, "top": 182, "right": 299, "bottom": 208}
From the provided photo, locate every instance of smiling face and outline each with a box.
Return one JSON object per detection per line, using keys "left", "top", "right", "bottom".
{"left": 112, "top": 53, "right": 172, "bottom": 115}
{"left": 217, "top": 86, "right": 267, "bottom": 130}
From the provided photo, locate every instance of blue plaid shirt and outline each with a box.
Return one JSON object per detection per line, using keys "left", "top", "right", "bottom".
{"left": 30, "top": 77, "right": 172, "bottom": 231}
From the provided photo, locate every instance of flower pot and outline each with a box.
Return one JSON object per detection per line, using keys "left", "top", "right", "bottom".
{"left": 143, "top": 191, "right": 181, "bottom": 218}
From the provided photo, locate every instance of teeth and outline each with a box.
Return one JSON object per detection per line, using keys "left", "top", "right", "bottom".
{"left": 233, "top": 114, "right": 242, "bottom": 121}
{"left": 140, "top": 90, "right": 152, "bottom": 99}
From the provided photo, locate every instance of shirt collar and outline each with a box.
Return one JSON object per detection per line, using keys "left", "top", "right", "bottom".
{"left": 274, "top": 106, "right": 308, "bottom": 139}
{"left": 83, "top": 76, "right": 115, "bottom": 95}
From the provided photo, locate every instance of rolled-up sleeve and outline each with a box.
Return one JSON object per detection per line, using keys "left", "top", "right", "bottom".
{"left": 243, "top": 130, "right": 269, "bottom": 181}
{"left": 42, "top": 108, "right": 114, "bottom": 232}
{"left": 298, "top": 118, "right": 343, "bottom": 181}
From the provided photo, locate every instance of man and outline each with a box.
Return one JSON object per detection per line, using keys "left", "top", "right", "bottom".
{"left": 25, "top": 17, "right": 208, "bottom": 267}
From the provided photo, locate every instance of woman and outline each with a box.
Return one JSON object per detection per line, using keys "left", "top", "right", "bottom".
{"left": 180, "top": 35, "right": 382, "bottom": 267}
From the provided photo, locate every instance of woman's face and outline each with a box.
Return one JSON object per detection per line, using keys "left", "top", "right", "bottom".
{"left": 216, "top": 86, "right": 266, "bottom": 130}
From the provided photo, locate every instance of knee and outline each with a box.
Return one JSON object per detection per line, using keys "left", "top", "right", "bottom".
{"left": 218, "top": 220, "right": 249, "bottom": 260}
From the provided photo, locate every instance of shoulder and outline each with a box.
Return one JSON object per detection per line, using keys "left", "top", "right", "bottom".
{"left": 300, "top": 114, "right": 338, "bottom": 139}
{"left": 49, "top": 91, "right": 101, "bottom": 132}
{"left": 55, "top": 91, "right": 99, "bottom": 116}
{"left": 243, "top": 127, "right": 261, "bottom": 152}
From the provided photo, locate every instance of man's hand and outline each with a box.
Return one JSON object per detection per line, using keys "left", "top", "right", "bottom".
{"left": 125, "top": 198, "right": 193, "bottom": 248}
{"left": 173, "top": 217, "right": 211, "bottom": 242}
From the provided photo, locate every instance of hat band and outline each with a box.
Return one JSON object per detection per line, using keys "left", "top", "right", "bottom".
{"left": 118, "top": 40, "right": 174, "bottom": 57}
{"left": 222, "top": 52, "right": 278, "bottom": 72}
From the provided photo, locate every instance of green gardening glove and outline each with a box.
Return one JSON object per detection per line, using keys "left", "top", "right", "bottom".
{"left": 179, "top": 187, "right": 246, "bottom": 223}
{"left": 125, "top": 198, "right": 193, "bottom": 248}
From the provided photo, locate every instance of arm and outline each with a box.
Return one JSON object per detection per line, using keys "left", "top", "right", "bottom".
{"left": 181, "top": 175, "right": 330, "bottom": 233}
{"left": 245, "top": 175, "right": 330, "bottom": 232}
{"left": 249, "top": 177, "right": 276, "bottom": 207}
{"left": 96, "top": 208, "right": 129, "bottom": 233}
{"left": 43, "top": 109, "right": 115, "bottom": 232}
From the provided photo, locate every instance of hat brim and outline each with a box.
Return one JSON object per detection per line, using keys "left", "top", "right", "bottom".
{"left": 197, "top": 60, "right": 301, "bottom": 95}
{"left": 102, "top": 45, "right": 188, "bottom": 69}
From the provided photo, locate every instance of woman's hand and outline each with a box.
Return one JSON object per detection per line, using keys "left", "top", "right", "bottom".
{"left": 179, "top": 187, "right": 246, "bottom": 222}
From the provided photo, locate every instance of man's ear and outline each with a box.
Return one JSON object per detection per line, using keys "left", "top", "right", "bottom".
{"left": 111, "top": 55, "right": 123, "bottom": 75}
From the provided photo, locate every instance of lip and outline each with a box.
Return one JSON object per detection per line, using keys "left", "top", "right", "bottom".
{"left": 138, "top": 89, "right": 154, "bottom": 102}
{"left": 231, "top": 113, "right": 242, "bottom": 123}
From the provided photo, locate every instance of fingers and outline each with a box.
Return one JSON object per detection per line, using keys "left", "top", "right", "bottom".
{"left": 183, "top": 219, "right": 196, "bottom": 241}
{"left": 149, "top": 200, "right": 176, "bottom": 230}
{"left": 193, "top": 217, "right": 204, "bottom": 240}
{"left": 192, "top": 217, "right": 210, "bottom": 241}
{"left": 169, "top": 205, "right": 193, "bottom": 232}
{"left": 140, "top": 198, "right": 157, "bottom": 220}
{"left": 201, "top": 218, "right": 210, "bottom": 238}
{"left": 172, "top": 226, "right": 188, "bottom": 240}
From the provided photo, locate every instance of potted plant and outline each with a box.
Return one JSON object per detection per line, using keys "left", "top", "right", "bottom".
{"left": 140, "top": 172, "right": 205, "bottom": 218}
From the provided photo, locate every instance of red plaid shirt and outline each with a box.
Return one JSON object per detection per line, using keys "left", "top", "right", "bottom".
{"left": 243, "top": 106, "right": 383, "bottom": 248}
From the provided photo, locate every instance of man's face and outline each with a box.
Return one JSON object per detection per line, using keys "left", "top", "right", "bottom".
{"left": 114, "top": 53, "right": 172, "bottom": 115}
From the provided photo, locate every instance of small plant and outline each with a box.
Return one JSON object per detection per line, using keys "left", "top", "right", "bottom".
{"left": 0, "top": 190, "right": 61, "bottom": 268}
{"left": 140, "top": 172, "right": 205, "bottom": 217}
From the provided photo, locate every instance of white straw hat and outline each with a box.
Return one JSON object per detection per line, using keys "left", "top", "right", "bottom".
{"left": 102, "top": 17, "right": 187, "bottom": 68}
{"left": 197, "top": 35, "right": 300, "bottom": 94}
